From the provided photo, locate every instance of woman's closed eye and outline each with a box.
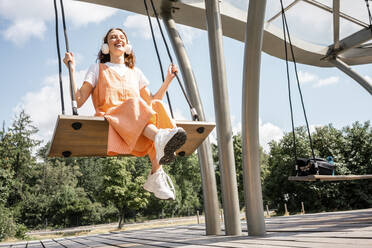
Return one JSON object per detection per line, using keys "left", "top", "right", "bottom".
{"left": 109, "top": 35, "right": 126, "bottom": 41}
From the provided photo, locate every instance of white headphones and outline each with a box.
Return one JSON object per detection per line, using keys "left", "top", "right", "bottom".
{"left": 101, "top": 42, "right": 132, "bottom": 55}
{"left": 101, "top": 43, "right": 109, "bottom": 54}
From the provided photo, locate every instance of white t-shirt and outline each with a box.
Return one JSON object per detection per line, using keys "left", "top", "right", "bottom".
{"left": 84, "top": 62, "right": 150, "bottom": 91}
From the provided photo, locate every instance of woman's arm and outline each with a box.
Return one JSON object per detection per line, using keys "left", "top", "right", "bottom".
{"left": 151, "top": 64, "right": 178, "bottom": 101}
{"left": 63, "top": 52, "right": 94, "bottom": 108}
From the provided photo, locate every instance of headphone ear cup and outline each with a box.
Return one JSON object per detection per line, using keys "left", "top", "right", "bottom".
{"left": 124, "top": 44, "right": 132, "bottom": 55}
{"left": 101, "top": 43, "right": 109, "bottom": 55}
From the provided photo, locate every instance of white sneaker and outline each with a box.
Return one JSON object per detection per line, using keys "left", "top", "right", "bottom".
{"left": 154, "top": 127, "right": 187, "bottom": 165}
{"left": 144, "top": 168, "right": 176, "bottom": 200}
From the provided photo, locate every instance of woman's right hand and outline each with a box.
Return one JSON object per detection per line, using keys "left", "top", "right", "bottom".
{"left": 63, "top": 52, "right": 75, "bottom": 70}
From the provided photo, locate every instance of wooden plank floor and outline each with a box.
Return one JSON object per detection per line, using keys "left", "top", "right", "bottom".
{"left": 1, "top": 208, "right": 372, "bottom": 247}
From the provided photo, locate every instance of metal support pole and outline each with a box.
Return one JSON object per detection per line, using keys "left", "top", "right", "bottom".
{"left": 163, "top": 14, "right": 221, "bottom": 235}
{"left": 329, "top": 57, "right": 372, "bottom": 95}
{"left": 242, "top": 0, "right": 267, "bottom": 236}
{"left": 205, "top": 0, "right": 241, "bottom": 235}
{"left": 333, "top": 0, "right": 340, "bottom": 50}
{"left": 301, "top": 202, "right": 305, "bottom": 214}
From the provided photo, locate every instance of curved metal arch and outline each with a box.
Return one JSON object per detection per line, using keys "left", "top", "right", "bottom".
{"left": 78, "top": 0, "right": 372, "bottom": 68}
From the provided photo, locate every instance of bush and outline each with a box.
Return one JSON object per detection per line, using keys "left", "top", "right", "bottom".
{"left": 0, "top": 206, "right": 16, "bottom": 241}
{"left": 15, "top": 224, "right": 28, "bottom": 239}
{"left": 0, "top": 206, "right": 29, "bottom": 241}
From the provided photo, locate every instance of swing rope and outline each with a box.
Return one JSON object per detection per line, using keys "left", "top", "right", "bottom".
{"left": 280, "top": 0, "right": 316, "bottom": 171}
{"left": 280, "top": 2, "right": 297, "bottom": 167}
{"left": 53, "top": 0, "right": 78, "bottom": 115}
{"left": 53, "top": 0, "right": 65, "bottom": 115}
{"left": 144, "top": 0, "right": 199, "bottom": 121}
{"left": 144, "top": 0, "right": 174, "bottom": 119}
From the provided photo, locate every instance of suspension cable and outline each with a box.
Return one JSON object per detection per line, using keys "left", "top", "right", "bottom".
{"left": 147, "top": 0, "right": 199, "bottom": 121}
{"left": 280, "top": 0, "right": 297, "bottom": 168}
{"left": 144, "top": 0, "right": 174, "bottom": 118}
{"left": 280, "top": 0, "right": 316, "bottom": 163}
{"left": 53, "top": 0, "right": 65, "bottom": 115}
{"left": 59, "top": 0, "right": 78, "bottom": 115}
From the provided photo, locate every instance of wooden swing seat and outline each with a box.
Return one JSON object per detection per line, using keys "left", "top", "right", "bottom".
{"left": 47, "top": 115, "right": 215, "bottom": 158}
{"left": 288, "top": 175, "right": 372, "bottom": 182}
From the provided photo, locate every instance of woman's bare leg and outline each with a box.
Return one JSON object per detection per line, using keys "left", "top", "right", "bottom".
{"left": 143, "top": 124, "right": 158, "bottom": 141}
{"left": 150, "top": 157, "right": 162, "bottom": 174}
{"left": 143, "top": 124, "right": 161, "bottom": 174}
{"left": 144, "top": 124, "right": 161, "bottom": 173}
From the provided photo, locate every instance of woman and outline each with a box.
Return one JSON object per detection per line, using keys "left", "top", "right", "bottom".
{"left": 63, "top": 28, "right": 186, "bottom": 200}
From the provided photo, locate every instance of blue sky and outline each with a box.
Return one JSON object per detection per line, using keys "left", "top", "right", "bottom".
{"left": 0, "top": 0, "right": 371, "bottom": 151}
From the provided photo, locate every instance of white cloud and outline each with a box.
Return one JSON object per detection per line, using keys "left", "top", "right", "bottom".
{"left": 123, "top": 15, "right": 156, "bottom": 40}
{"left": 16, "top": 70, "right": 95, "bottom": 144}
{"left": 173, "top": 108, "right": 188, "bottom": 120}
{"left": 229, "top": 117, "right": 284, "bottom": 152}
{"left": 314, "top": 76, "right": 339, "bottom": 88}
{"left": 177, "top": 24, "right": 202, "bottom": 44}
{"left": 209, "top": 129, "right": 217, "bottom": 145}
{"left": 0, "top": 0, "right": 117, "bottom": 45}
{"left": 232, "top": 121, "right": 242, "bottom": 136}
{"left": 310, "top": 124, "right": 323, "bottom": 133}
{"left": 230, "top": 0, "right": 369, "bottom": 46}
{"left": 364, "top": 75, "right": 372, "bottom": 83}
{"left": 298, "top": 71, "right": 339, "bottom": 88}
{"left": 0, "top": 0, "right": 52, "bottom": 21}
{"left": 298, "top": 71, "right": 317, "bottom": 84}
{"left": 265, "top": 0, "right": 367, "bottom": 45}
{"left": 259, "top": 121, "right": 284, "bottom": 152}
{"left": 4, "top": 19, "right": 46, "bottom": 45}
{"left": 191, "top": 113, "right": 284, "bottom": 152}
{"left": 123, "top": 14, "right": 201, "bottom": 44}
{"left": 65, "top": 1, "right": 117, "bottom": 27}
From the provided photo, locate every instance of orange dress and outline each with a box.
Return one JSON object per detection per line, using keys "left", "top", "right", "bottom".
{"left": 91, "top": 63, "right": 175, "bottom": 160}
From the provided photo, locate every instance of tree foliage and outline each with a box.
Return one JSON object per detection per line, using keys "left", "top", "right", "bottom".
{"left": 100, "top": 157, "right": 150, "bottom": 228}
{"left": 263, "top": 122, "right": 372, "bottom": 214}
{"left": 0, "top": 110, "right": 371, "bottom": 241}
{"left": 212, "top": 133, "right": 269, "bottom": 209}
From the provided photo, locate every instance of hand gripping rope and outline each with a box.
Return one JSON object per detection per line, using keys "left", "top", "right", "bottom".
{"left": 53, "top": 0, "right": 78, "bottom": 115}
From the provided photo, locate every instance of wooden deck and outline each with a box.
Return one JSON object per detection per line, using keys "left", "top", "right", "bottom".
{"left": 1, "top": 208, "right": 372, "bottom": 247}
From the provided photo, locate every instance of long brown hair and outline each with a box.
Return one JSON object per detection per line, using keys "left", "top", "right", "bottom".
{"left": 97, "top": 28, "right": 135, "bottom": 69}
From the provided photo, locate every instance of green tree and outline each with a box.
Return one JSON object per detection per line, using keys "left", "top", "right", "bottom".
{"left": 212, "top": 133, "right": 269, "bottom": 210}
{"left": 0, "top": 205, "right": 16, "bottom": 241}
{"left": 100, "top": 157, "right": 150, "bottom": 228}
{"left": 0, "top": 122, "right": 14, "bottom": 206}
{"left": 263, "top": 122, "right": 372, "bottom": 214}
{"left": 231, "top": 133, "right": 269, "bottom": 209}
{"left": 1, "top": 111, "right": 40, "bottom": 209}
{"left": 168, "top": 154, "right": 202, "bottom": 216}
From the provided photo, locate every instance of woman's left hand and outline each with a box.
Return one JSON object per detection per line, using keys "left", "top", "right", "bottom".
{"left": 166, "top": 63, "right": 178, "bottom": 81}
{"left": 154, "top": 63, "right": 179, "bottom": 100}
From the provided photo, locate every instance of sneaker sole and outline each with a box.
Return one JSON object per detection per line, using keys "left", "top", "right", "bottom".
{"left": 159, "top": 129, "right": 187, "bottom": 165}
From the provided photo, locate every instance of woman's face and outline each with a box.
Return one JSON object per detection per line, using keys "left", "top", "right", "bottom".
{"left": 107, "top": 29, "right": 127, "bottom": 56}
